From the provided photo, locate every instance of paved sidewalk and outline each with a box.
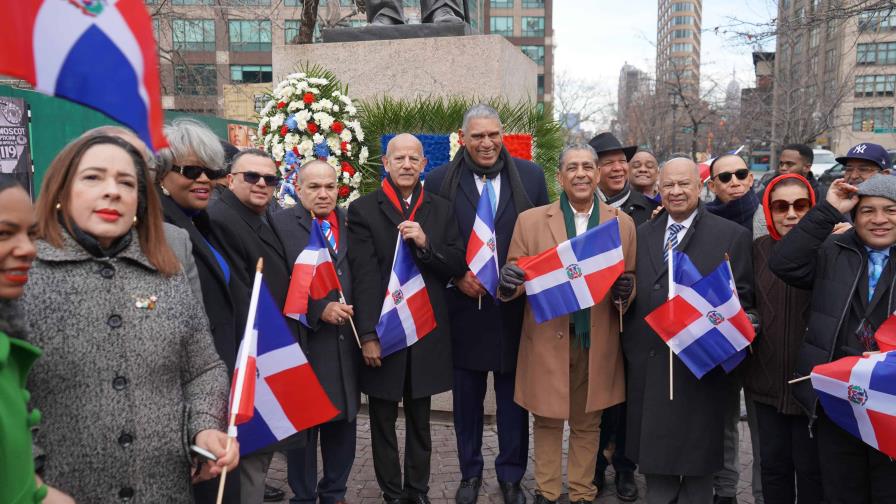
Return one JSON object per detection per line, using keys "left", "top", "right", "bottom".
{"left": 265, "top": 409, "right": 760, "bottom": 504}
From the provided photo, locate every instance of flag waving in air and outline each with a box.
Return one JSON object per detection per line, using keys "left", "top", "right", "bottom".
{"left": 233, "top": 275, "right": 339, "bottom": 456}
{"left": 811, "top": 351, "right": 896, "bottom": 458}
{"left": 283, "top": 218, "right": 341, "bottom": 322}
{"left": 517, "top": 218, "right": 624, "bottom": 324}
{"left": 0, "top": 0, "right": 167, "bottom": 150}
{"left": 466, "top": 178, "right": 499, "bottom": 298}
{"left": 645, "top": 259, "right": 755, "bottom": 378}
{"left": 376, "top": 235, "right": 437, "bottom": 358}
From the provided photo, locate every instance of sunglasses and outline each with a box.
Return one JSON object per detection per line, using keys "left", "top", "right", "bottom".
{"left": 770, "top": 198, "right": 811, "bottom": 215}
{"left": 712, "top": 168, "right": 750, "bottom": 183}
{"left": 233, "top": 171, "right": 281, "bottom": 186}
{"left": 171, "top": 165, "right": 225, "bottom": 180}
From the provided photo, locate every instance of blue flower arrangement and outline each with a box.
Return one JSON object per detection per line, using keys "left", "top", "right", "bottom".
{"left": 379, "top": 134, "right": 451, "bottom": 181}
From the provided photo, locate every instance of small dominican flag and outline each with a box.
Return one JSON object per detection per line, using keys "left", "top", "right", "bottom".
{"left": 466, "top": 180, "right": 499, "bottom": 298}
{"left": 873, "top": 313, "right": 896, "bottom": 352}
{"left": 283, "top": 219, "right": 341, "bottom": 322}
{"left": 517, "top": 218, "right": 624, "bottom": 324}
{"left": 376, "top": 235, "right": 437, "bottom": 358}
{"left": 234, "top": 278, "right": 339, "bottom": 456}
{"left": 811, "top": 352, "right": 896, "bottom": 458}
{"left": 0, "top": 0, "right": 166, "bottom": 150}
{"left": 645, "top": 259, "right": 755, "bottom": 378}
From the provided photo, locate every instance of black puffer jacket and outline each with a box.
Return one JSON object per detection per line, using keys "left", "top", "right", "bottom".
{"left": 768, "top": 200, "right": 896, "bottom": 418}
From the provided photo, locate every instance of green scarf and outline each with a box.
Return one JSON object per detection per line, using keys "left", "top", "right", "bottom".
{"left": 559, "top": 192, "right": 600, "bottom": 348}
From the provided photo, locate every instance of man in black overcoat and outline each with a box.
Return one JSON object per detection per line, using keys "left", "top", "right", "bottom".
{"left": 348, "top": 134, "right": 467, "bottom": 504}
{"left": 623, "top": 158, "right": 755, "bottom": 503}
{"left": 207, "top": 149, "right": 304, "bottom": 503}
{"left": 271, "top": 159, "right": 361, "bottom": 504}
{"left": 425, "top": 104, "right": 548, "bottom": 504}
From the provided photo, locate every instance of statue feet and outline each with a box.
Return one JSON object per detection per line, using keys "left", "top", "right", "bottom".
{"left": 431, "top": 6, "right": 463, "bottom": 23}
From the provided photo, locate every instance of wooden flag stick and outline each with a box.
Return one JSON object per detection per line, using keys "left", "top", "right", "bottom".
{"left": 339, "top": 290, "right": 361, "bottom": 349}
{"left": 478, "top": 294, "right": 482, "bottom": 311}
{"left": 616, "top": 299, "right": 624, "bottom": 331}
{"left": 788, "top": 375, "right": 812, "bottom": 384}
{"left": 217, "top": 258, "right": 264, "bottom": 504}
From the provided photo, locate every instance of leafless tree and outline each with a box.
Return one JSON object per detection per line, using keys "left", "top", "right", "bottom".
{"left": 552, "top": 71, "right": 615, "bottom": 142}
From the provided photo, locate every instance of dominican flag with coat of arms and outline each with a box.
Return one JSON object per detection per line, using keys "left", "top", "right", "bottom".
{"left": 517, "top": 218, "right": 624, "bottom": 324}
{"left": 811, "top": 351, "right": 896, "bottom": 458}
{"left": 375, "top": 235, "right": 437, "bottom": 358}
{"left": 465, "top": 179, "right": 499, "bottom": 298}
{"left": 0, "top": 0, "right": 167, "bottom": 150}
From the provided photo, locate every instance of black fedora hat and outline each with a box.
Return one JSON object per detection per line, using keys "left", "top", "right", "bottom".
{"left": 588, "top": 132, "right": 637, "bottom": 162}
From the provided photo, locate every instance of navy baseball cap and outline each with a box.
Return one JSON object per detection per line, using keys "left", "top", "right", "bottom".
{"left": 836, "top": 142, "right": 892, "bottom": 171}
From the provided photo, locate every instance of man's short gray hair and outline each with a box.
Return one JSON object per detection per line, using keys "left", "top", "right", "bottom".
{"left": 461, "top": 104, "right": 503, "bottom": 133}
{"left": 559, "top": 143, "right": 598, "bottom": 167}
{"left": 155, "top": 118, "right": 225, "bottom": 184}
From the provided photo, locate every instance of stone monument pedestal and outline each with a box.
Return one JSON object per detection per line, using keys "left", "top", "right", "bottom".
{"left": 322, "top": 22, "right": 476, "bottom": 43}
{"left": 272, "top": 34, "right": 537, "bottom": 104}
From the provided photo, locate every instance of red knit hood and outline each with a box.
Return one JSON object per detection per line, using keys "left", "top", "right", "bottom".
{"left": 763, "top": 173, "right": 817, "bottom": 240}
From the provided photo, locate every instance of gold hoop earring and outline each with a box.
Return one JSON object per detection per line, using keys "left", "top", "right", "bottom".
{"left": 55, "top": 202, "right": 61, "bottom": 210}
{"left": 133, "top": 216, "right": 138, "bottom": 226}
{"left": 160, "top": 185, "right": 170, "bottom": 196}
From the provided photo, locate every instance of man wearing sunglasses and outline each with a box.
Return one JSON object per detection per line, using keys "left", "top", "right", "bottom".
{"left": 207, "top": 148, "right": 301, "bottom": 503}
{"left": 706, "top": 154, "right": 759, "bottom": 232}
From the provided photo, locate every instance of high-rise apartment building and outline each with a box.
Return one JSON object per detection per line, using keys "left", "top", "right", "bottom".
{"left": 616, "top": 63, "right": 650, "bottom": 143}
{"left": 772, "top": 1, "right": 896, "bottom": 153}
{"left": 147, "top": 0, "right": 550, "bottom": 117}
{"left": 655, "top": 0, "right": 701, "bottom": 93}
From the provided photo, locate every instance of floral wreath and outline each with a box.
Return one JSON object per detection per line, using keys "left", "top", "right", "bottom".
{"left": 257, "top": 71, "right": 368, "bottom": 208}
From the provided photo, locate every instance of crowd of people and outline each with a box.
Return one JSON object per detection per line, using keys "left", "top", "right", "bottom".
{"left": 2, "top": 103, "right": 895, "bottom": 504}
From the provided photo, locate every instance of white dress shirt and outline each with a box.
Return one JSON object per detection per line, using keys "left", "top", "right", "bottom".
{"left": 664, "top": 209, "right": 697, "bottom": 244}
{"left": 574, "top": 202, "right": 595, "bottom": 236}
{"left": 473, "top": 173, "right": 501, "bottom": 202}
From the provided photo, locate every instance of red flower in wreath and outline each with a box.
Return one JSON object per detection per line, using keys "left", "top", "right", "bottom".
{"left": 303, "top": 92, "right": 315, "bottom": 104}
{"left": 332, "top": 121, "right": 344, "bottom": 134}
{"left": 280, "top": 125, "right": 289, "bottom": 137}
{"left": 277, "top": 101, "right": 286, "bottom": 109}
{"left": 307, "top": 122, "right": 319, "bottom": 134}
{"left": 292, "top": 146, "right": 300, "bottom": 155}
{"left": 262, "top": 125, "right": 268, "bottom": 135}
{"left": 338, "top": 185, "right": 350, "bottom": 198}
{"left": 341, "top": 161, "right": 356, "bottom": 177}
{"left": 340, "top": 141, "right": 348, "bottom": 153}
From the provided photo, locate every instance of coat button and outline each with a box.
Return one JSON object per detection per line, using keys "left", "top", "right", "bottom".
{"left": 107, "top": 315, "right": 122, "bottom": 329}
{"left": 118, "top": 433, "right": 134, "bottom": 447}
{"left": 100, "top": 265, "right": 115, "bottom": 279}
{"left": 337, "top": 268, "right": 342, "bottom": 275}
{"left": 339, "top": 335, "right": 345, "bottom": 341}
{"left": 649, "top": 350, "right": 656, "bottom": 357}
{"left": 653, "top": 283, "right": 661, "bottom": 290}
{"left": 113, "top": 376, "right": 128, "bottom": 391}
{"left": 556, "top": 331, "right": 563, "bottom": 338}
{"left": 118, "top": 487, "right": 134, "bottom": 500}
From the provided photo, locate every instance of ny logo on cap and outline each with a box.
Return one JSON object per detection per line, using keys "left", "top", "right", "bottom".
{"left": 854, "top": 144, "right": 868, "bottom": 154}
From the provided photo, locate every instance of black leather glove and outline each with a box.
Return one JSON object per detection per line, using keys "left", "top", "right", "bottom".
{"left": 747, "top": 311, "right": 760, "bottom": 336}
{"left": 611, "top": 273, "right": 635, "bottom": 302}
{"left": 498, "top": 263, "right": 526, "bottom": 298}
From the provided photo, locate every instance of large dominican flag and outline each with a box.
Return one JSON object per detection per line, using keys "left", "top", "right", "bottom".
{"left": 283, "top": 219, "right": 341, "bottom": 322}
{"left": 376, "top": 235, "right": 437, "bottom": 358}
{"left": 811, "top": 352, "right": 896, "bottom": 458}
{"left": 518, "top": 218, "right": 624, "bottom": 324}
{"left": 466, "top": 180, "right": 499, "bottom": 298}
{"left": 235, "top": 279, "right": 339, "bottom": 456}
{"left": 645, "top": 260, "right": 755, "bottom": 378}
{"left": 0, "top": 0, "right": 166, "bottom": 150}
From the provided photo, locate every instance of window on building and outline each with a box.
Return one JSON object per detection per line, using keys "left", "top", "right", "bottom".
{"left": 809, "top": 54, "right": 818, "bottom": 74}
{"left": 172, "top": 19, "right": 215, "bottom": 52}
{"left": 859, "top": 8, "right": 896, "bottom": 32}
{"left": 854, "top": 75, "right": 896, "bottom": 97}
{"left": 403, "top": 0, "right": 421, "bottom": 6}
{"left": 231, "top": 65, "right": 273, "bottom": 83}
{"left": 537, "top": 74, "right": 544, "bottom": 95}
{"left": 672, "top": 2, "right": 693, "bottom": 11}
{"left": 229, "top": 20, "right": 272, "bottom": 52}
{"left": 781, "top": 0, "right": 790, "bottom": 10}
{"left": 673, "top": 29, "right": 691, "bottom": 39}
{"left": 491, "top": 0, "right": 514, "bottom": 8}
{"left": 152, "top": 18, "right": 161, "bottom": 44}
{"left": 171, "top": 0, "right": 214, "bottom": 4}
{"left": 809, "top": 27, "right": 819, "bottom": 48}
{"left": 672, "top": 42, "right": 693, "bottom": 52}
{"left": 522, "top": 0, "right": 544, "bottom": 7}
{"left": 285, "top": 20, "right": 301, "bottom": 44}
{"left": 858, "top": 42, "right": 896, "bottom": 65}
{"left": 672, "top": 16, "right": 693, "bottom": 25}
{"left": 520, "top": 45, "right": 544, "bottom": 65}
{"left": 521, "top": 16, "right": 544, "bottom": 37}
{"left": 794, "top": 7, "right": 804, "bottom": 19}
{"left": 792, "top": 35, "right": 802, "bottom": 56}
{"left": 825, "top": 48, "right": 836, "bottom": 70}
{"left": 227, "top": 0, "right": 271, "bottom": 5}
{"left": 827, "top": 18, "right": 837, "bottom": 39}
{"left": 490, "top": 16, "right": 513, "bottom": 36}
{"left": 174, "top": 64, "right": 217, "bottom": 95}
{"left": 284, "top": 0, "right": 302, "bottom": 5}
{"left": 853, "top": 107, "right": 894, "bottom": 131}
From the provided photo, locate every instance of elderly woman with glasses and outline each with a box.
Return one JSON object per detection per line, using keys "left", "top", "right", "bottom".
{"left": 20, "top": 134, "right": 237, "bottom": 502}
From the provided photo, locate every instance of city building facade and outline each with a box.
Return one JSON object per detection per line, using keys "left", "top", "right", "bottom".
{"left": 655, "top": 0, "right": 701, "bottom": 94}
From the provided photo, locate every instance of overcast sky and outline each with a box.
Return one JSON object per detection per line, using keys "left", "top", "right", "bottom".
{"left": 553, "top": 0, "right": 778, "bottom": 124}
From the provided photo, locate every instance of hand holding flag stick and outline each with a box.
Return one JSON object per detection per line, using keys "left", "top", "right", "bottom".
{"left": 217, "top": 258, "right": 264, "bottom": 504}
{"left": 338, "top": 290, "right": 362, "bottom": 349}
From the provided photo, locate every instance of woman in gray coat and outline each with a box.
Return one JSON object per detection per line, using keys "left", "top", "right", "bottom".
{"left": 20, "top": 135, "right": 238, "bottom": 502}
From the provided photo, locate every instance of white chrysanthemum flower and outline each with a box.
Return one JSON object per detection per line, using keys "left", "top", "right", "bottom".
{"left": 287, "top": 101, "right": 301, "bottom": 112}
{"left": 284, "top": 133, "right": 300, "bottom": 149}
{"left": 327, "top": 135, "right": 340, "bottom": 152}
{"left": 359, "top": 146, "right": 369, "bottom": 164}
{"left": 260, "top": 101, "right": 274, "bottom": 116}
{"left": 346, "top": 105, "right": 357, "bottom": 116}
{"left": 295, "top": 109, "right": 312, "bottom": 123}
{"left": 299, "top": 139, "right": 314, "bottom": 155}
{"left": 269, "top": 114, "right": 285, "bottom": 129}
{"left": 313, "top": 112, "right": 335, "bottom": 130}
{"left": 313, "top": 133, "right": 324, "bottom": 144}
{"left": 282, "top": 194, "right": 296, "bottom": 208}
{"left": 339, "top": 129, "right": 353, "bottom": 143}
{"left": 271, "top": 144, "right": 285, "bottom": 161}
{"left": 308, "top": 77, "right": 328, "bottom": 85}
{"left": 327, "top": 156, "right": 340, "bottom": 170}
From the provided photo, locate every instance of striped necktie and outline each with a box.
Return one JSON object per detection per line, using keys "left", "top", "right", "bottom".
{"left": 485, "top": 178, "right": 497, "bottom": 214}
{"left": 321, "top": 220, "right": 337, "bottom": 253}
{"left": 664, "top": 223, "right": 684, "bottom": 263}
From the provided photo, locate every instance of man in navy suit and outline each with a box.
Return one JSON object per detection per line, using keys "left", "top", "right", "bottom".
{"left": 426, "top": 104, "right": 549, "bottom": 504}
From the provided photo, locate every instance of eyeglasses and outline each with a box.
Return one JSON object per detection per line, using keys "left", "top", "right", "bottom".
{"left": 712, "top": 168, "right": 750, "bottom": 184}
{"left": 769, "top": 198, "right": 811, "bottom": 215}
{"left": 171, "top": 165, "right": 225, "bottom": 180}
{"left": 233, "top": 171, "right": 280, "bottom": 186}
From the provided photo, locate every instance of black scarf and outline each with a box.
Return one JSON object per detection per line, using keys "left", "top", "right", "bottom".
{"left": 705, "top": 190, "right": 759, "bottom": 231}
{"left": 598, "top": 182, "right": 632, "bottom": 209}
{"left": 59, "top": 213, "right": 133, "bottom": 258}
{"left": 441, "top": 146, "right": 533, "bottom": 215}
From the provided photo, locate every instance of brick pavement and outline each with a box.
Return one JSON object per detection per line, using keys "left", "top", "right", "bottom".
{"left": 265, "top": 407, "right": 760, "bottom": 504}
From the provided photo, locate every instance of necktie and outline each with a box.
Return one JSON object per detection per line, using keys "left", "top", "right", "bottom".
{"left": 321, "top": 220, "right": 337, "bottom": 253}
{"left": 485, "top": 178, "right": 497, "bottom": 215}
{"left": 664, "top": 223, "right": 684, "bottom": 263}
{"left": 868, "top": 250, "right": 886, "bottom": 301}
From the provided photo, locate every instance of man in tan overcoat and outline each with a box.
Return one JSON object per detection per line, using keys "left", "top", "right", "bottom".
{"left": 498, "top": 143, "right": 637, "bottom": 504}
